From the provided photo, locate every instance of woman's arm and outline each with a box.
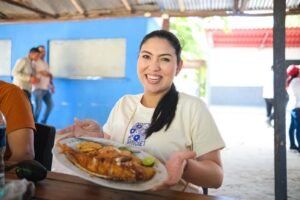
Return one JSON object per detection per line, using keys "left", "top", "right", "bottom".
{"left": 183, "top": 149, "right": 223, "bottom": 188}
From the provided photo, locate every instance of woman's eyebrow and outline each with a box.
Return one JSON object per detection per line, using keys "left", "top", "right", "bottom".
{"left": 141, "top": 50, "right": 152, "bottom": 55}
{"left": 158, "top": 53, "right": 172, "bottom": 57}
{"left": 141, "top": 50, "right": 172, "bottom": 57}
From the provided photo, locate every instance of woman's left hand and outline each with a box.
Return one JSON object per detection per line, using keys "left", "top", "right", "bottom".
{"left": 152, "top": 151, "right": 196, "bottom": 190}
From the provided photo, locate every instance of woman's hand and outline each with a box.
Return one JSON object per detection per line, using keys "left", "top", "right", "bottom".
{"left": 153, "top": 151, "right": 196, "bottom": 190}
{"left": 56, "top": 118, "right": 104, "bottom": 141}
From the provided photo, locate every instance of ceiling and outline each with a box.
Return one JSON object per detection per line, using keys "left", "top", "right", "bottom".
{"left": 0, "top": 0, "right": 299, "bottom": 24}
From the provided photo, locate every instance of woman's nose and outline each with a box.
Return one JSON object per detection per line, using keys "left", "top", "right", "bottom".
{"left": 148, "top": 59, "right": 160, "bottom": 71}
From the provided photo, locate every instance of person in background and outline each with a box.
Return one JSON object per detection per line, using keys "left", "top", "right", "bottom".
{"left": 0, "top": 81, "right": 35, "bottom": 161}
{"left": 12, "top": 47, "right": 40, "bottom": 109}
{"left": 286, "top": 64, "right": 300, "bottom": 152}
{"left": 58, "top": 30, "right": 225, "bottom": 193}
{"left": 262, "top": 66, "right": 274, "bottom": 127}
{"left": 32, "top": 45, "right": 54, "bottom": 124}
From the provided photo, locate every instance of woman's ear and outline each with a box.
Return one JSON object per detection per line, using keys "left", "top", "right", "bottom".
{"left": 175, "top": 60, "right": 183, "bottom": 76}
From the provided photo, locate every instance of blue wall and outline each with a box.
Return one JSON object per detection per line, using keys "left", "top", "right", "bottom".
{"left": 0, "top": 17, "right": 160, "bottom": 128}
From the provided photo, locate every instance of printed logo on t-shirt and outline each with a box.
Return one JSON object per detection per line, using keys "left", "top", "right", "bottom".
{"left": 126, "top": 122, "right": 149, "bottom": 147}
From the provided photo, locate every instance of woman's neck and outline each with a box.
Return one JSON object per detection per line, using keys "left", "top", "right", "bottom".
{"left": 141, "top": 93, "right": 164, "bottom": 108}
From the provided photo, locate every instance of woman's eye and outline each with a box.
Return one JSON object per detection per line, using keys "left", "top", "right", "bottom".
{"left": 142, "top": 54, "right": 150, "bottom": 59}
{"left": 161, "top": 57, "right": 170, "bottom": 62}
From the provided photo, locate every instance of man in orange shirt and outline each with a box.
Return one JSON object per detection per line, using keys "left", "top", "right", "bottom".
{"left": 0, "top": 81, "right": 35, "bottom": 161}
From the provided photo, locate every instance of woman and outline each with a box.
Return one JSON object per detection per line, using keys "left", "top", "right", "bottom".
{"left": 286, "top": 64, "right": 300, "bottom": 152}
{"left": 58, "top": 30, "right": 225, "bottom": 193}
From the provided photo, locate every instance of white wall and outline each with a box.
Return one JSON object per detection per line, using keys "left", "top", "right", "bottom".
{"left": 0, "top": 40, "right": 11, "bottom": 76}
{"left": 207, "top": 47, "right": 300, "bottom": 106}
{"left": 49, "top": 39, "right": 126, "bottom": 79}
{"left": 208, "top": 47, "right": 300, "bottom": 87}
{"left": 286, "top": 48, "right": 300, "bottom": 60}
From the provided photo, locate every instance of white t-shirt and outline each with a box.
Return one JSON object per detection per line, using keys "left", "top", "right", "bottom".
{"left": 262, "top": 70, "right": 274, "bottom": 99}
{"left": 32, "top": 59, "right": 51, "bottom": 90}
{"left": 103, "top": 92, "right": 225, "bottom": 192}
{"left": 287, "top": 77, "right": 300, "bottom": 110}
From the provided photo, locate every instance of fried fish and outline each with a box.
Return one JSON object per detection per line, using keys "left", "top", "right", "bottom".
{"left": 58, "top": 141, "right": 156, "bottom": 182}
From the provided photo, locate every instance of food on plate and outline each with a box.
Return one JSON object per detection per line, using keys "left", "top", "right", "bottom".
{"left": 57, "top": 141, "right": 156, "bottom": 182}
{"left": 142, "top": 156, "right": 156, "bottom": 167}
{"left": 76, "top": 141, "right": 103, "bottom": 152}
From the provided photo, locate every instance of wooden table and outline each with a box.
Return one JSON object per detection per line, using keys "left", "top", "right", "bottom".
{"left": 6, "top": 171, "right": 235, "bottom": 200}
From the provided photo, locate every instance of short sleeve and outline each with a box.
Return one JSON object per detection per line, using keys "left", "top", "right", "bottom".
{"left": 191, "top": 100, "right": 225, "bottom": 157}
{"left": 0, "top": 85, "right": 35, "bottom": 134}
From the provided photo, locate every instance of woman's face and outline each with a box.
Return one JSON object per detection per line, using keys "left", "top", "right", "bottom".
{"left": 137, "top": 37, "right": 182, "bottom": 96}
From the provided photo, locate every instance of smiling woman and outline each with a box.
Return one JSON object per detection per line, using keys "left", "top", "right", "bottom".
{"left": 58, "top": 30, "right": 225, "bottom": 194}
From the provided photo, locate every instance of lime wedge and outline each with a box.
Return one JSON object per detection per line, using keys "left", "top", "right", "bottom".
{"left": 142, "top": 156, "right": 155, "bottom": 167}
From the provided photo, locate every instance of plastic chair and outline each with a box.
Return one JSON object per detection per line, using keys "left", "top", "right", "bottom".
{"left": 34, "top": 123, "right": 56, "bottom": 171}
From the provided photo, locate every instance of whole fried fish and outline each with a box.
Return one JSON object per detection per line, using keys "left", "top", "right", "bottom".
{"left": 58, "top": 142, "right": 156, "bottom": 182}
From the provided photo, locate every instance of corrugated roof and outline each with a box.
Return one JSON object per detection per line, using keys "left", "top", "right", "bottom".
{"left": 207, "top": 27, "right": 300, "bottom": 47}
{"left": 0, "top": 0, "right": 299, "bottom": 23}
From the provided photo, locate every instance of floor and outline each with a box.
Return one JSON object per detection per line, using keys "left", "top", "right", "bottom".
{"left": 52, "top": 106, "right": 300, "bottom": 200}
{"left": 208, "top": 106, "right": 300, "bottom": 200}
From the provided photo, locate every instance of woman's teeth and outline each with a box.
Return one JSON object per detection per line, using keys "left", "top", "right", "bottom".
{"left": 147, "top": 75, "right": 160, "bottom": 80}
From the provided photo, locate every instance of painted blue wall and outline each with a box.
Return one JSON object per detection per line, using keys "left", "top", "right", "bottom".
{"left": 0, "top": 17, "right": 160, "bottom": 128}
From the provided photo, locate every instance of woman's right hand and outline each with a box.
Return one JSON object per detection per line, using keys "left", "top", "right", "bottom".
{"left": 56, "top": 118, "right": 104, "bottom": 141}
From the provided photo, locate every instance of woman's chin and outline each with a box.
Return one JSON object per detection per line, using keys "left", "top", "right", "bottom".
{"left": 144, "top": 87, "right": 168, "bottom": 96}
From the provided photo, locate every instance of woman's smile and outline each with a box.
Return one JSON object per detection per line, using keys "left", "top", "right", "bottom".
{"left": 145, "top": 74, "right": 162, "bottom": 84}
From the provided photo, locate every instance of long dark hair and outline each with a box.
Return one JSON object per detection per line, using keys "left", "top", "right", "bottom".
{"left": 139, "top": 30, "right": 182, "bottom": 138}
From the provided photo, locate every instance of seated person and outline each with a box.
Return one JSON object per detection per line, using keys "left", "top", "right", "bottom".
{"left": 0, "top": 80, "right": 35, "bottom": 161}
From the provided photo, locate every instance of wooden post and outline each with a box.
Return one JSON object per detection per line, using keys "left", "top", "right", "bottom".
{"left": 273, "top": 0, "right": 287, "bottom": 200}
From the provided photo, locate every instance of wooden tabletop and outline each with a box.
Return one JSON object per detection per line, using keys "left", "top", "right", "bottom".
{"left": 6, "top": 171, "right": 235, "bottom": 200}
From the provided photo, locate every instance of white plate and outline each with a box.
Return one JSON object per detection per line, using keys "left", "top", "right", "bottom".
{"left": 53, "top": 136, "right": 168, "bottom": 191}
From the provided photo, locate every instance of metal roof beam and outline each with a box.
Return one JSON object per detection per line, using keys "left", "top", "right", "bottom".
{"left": 0, "top": 11, "right": 8, "bottom": 19}
{"left": 234, "top": 0, "right": 240, "bottom": 14}
{"left": 178, "top": 0, "right": 185, "bottom": 12}
{"left": 120, "top": 0, "right": 132, "bottom": 12}
{"left": 0, "top": 0, "right": 57, "bottom": 18}
{"left": 240, "top": 0, "right": 250, "bottom": 12}
{"left": 70, "top": 0, "right": 85, "bottom": 15}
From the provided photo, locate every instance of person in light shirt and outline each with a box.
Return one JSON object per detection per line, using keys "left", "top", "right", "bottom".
{"left": 32, "top": 45, "right": 54, "bottom": 124}
{"left": 286, "top": 64, "right": 300, "bottom": 152}
{"left": 12, "top": 47, "right": 40, "bottom": 109}
{"left": 58, "top": 30, "right": 225, "bottom": 193}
